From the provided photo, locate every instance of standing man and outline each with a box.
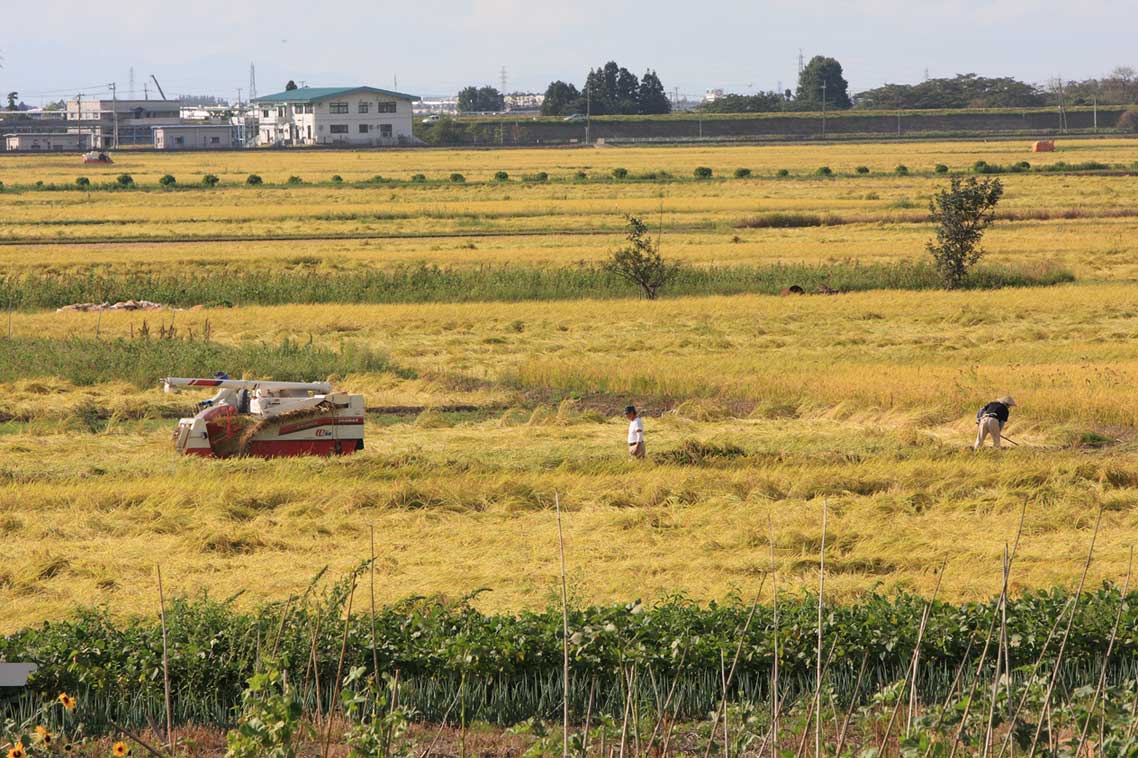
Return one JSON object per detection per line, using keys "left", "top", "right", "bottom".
{"left": 975, "top": 396, "right": 1016, "bottom": 449}
{"left": 625, "top": 405, "right": 645, "bottom": 459}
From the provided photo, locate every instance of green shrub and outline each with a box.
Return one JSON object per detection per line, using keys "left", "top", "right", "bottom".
{"left": 733, "top": 168, "right": 752, "bottom": 178}
{"left": 855, "top": 166, "right": 870, "bottom": 174}
{"left": 202, "top": 174, "right": 220, "bottom": 187}
{"left": 410, "top": 173, "right": 426, "bottom": 182}
{"left": 693, "top": 166, "right": 713, "bottom": 179}
{"left": 612, "top": 167, "right": 629, "bottom": 179}
{"left": 493, "top": 171, "right": 509, "bottom": 182}
{"left": 972, "top": 160, "right": 993, "bottom": 174}
{"left": 525, "top": 171, "right": 548, "bottom": 182}
{"left": 934, "top": 164, "right": 949, "bottom": 174}
{"left": 159, "top": 174, "right": 177, "bottom": 187}
{"left": 116, "top": 174, "right": 134, "bottom": 187}
{"left": 776, "top": 169, "right": 790, "bottom": 177}
{"left": 1118, "top": 107, "right": 1138, "bottom": 133}
{"left": 1011, "top": 161, "right": 1031, "bottom": 172}
{"left": 331, "top": 175, "right": 343, "bottom": 183}
{"left": 575, "top": 171, "right": 588, "bottom": 180}
{"left": 449, "top": 173, "right": 466, "bottom": 183}
{"left": 816, "top": 166, "right": 833, "bottom": 177}
{"left": 286, "top": 175, "right": 303, "bottom": 185}
{"left": 895, "top": 165, "right": 909, "bottom": 176}
{"left": 75, "top": 176, "right": 91, "bottom": 188}
{"left": 246, "top": 174, "right": 263, "bottom": 185}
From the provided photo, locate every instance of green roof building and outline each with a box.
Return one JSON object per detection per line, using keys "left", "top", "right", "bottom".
{"left": 252, "top": 86, "right": 420, "bottom": 146}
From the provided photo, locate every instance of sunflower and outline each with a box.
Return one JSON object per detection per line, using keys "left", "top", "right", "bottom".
{"left": 8, "top": 744, "right": 26, "bottom": 758}
{"left": 112, "top": 741, "right": 130, "bottom": 756}
{"left": 62, "top": 744, "right": 75, "bottom": 753}
{"left": 34, "top": 726, "right": 48, "bottom": 737}
{"left": 57, "top": 692, "right": 77, "bottom": 711}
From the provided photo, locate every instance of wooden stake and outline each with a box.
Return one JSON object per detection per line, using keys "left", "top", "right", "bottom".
{"left": 156, "top": 565, "right": 175, "bottom": 753}
{"left": 556, "top": 493, "right": 570, "bottom": 758}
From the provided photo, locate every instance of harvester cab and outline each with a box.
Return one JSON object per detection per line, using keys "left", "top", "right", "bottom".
{"left": 163, "top": 377, "right": 365, "bottom": 458}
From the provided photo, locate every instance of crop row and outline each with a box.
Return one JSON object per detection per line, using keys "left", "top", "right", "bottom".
{"left": 2, "top": 586, "right": 1135, "bottom": 729}
{"left": 2, "top": 159, "right": 1137, "bottom": 194}
{"left": 0, "top": 261, "right": 1072, "bottom": 312}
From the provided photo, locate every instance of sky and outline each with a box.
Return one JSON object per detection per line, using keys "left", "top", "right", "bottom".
{"left": 2, "top": 0, "right": 1135, "bottom": 104}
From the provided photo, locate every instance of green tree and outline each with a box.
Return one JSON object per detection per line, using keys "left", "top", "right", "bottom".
{"left": 637, "top": 70, "right": 671, "bottom": 114}
{"left": 541, "top": 81, "right": 581, "bottom": 116}
{"left": 6, "top": 91, "right": 17, "bottom": 110}
{"left": 457, "top": 85, "right": 504, "bottom": 113}
{"left": 926, "top": 176, "right": 1004, "bottom": 289}
{"left": 796, "top": 56, "right": 851, "bottom": 109}
{"left": 697, "top": 91, "right": 785, "bottom": 113}
{"left": 285, "top": 80, "right": 298, "bottom": 91}
{"left": 614, "top": 67, "right": 640, "bottom": 113}
{"left": 605, "top": 215, "right": 680, "bottom": 299}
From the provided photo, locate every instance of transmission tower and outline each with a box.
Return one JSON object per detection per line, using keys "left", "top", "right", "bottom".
{"left": 248, "top": 62, "right": 257, "bottom": 102}
{"left": 797, "top": 49, "right": 804, "bottom": 77}
{"left": 500, "top": 66, "right": 508, "bottom": 94}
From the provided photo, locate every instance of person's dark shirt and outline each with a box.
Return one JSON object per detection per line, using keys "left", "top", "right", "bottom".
{"left": 976, "top": 402, "right": 1010, "bottom": 424}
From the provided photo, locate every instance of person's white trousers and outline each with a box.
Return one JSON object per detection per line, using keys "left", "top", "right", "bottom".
{"left": 975, "top": 417, "right": 1003, "bottom": 449}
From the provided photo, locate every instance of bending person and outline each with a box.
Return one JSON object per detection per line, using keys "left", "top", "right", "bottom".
{"left": 975, "top": 396, "right": 1016, "bottom": 449}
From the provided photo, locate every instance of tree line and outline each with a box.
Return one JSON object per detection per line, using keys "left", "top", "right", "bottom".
{"left": 541, "top": 61, "right": 671, "bottom": 116}
{"left": 700, "top": 59, "right": 1138, "bottom": 113}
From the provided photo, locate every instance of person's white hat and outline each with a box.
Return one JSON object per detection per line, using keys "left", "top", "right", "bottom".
{"left": 997, "top": 396, "right": 1016, "bottom": 407}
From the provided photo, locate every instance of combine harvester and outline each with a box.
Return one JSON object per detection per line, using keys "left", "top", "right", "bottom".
{"left": 164, "top": 377, "right": 364, "bottom": 458}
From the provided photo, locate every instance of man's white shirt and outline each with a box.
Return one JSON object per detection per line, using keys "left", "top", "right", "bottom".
{"left": 628, "top": 417, "right": 644, "bottom": 444}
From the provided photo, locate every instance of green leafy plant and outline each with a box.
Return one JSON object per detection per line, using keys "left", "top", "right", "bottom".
{"left": 331, "top": 175, "right": 343, "bottom": 183}
{"left": 115, "top": 174, "right": 134, "bottom": 188}
{"left": 895, "top": 164, "right": 909, "bottom": 175}
{"left": 202, "top": 174, "right": 220, "bottom": 187}
{"left": 816, "top": 166, "right": 833, "bottom": 176}
{"left": 449, "top": 173, "right": 466, "bottom": 183}
{"left": 493, "top": 171, "right": 509, "bottom": 182}
{"left": 927, "top": 176, "right": 1004, "bottom": 288}
{"left": 934, "top": 163, "right": 949, "bottom": 174}
{"left": 855, "top": 166, "right": 870, "bottom": 174}
{"left": 286, "top": 176, "right": 303, "bottom": 185}
{"left": 604, "top": 214, "right": 680, "bottom": 300}
{"left": 611, "top": 167, "right": 629, "bottom": 179}
{"left": 75, "top": 177, "right": 90, "bottom": 188}
{"left": 246, "top": 174, "right": 263, "bottom": 186}
{"left": 734, "top": 168, "right": 752, "bottom": 178}
{"left": 159, "top": 174, "right": 177, "bottom": 187}
{"left": 693, "top": 166, "right": 713, "bottom": 179}
{"left": 225, "top": 664, "right": 309, "bottom": 758}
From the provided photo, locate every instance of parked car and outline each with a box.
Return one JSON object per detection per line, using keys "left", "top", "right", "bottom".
{"left": 421, "top": 114, "right": 442, "bottom": 124}
{"left": 563, "top": 113, "right": 587, "bottom": 122}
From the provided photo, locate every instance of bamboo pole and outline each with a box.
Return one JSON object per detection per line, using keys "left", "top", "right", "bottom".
{"left": 1026, "top": 505, "right": 1104, "bottom": 756}
{"left": 556, "top": 493, "right": 571, "bottom": 758}
{"left": 1075, "top": 547, "right": 1132, "bottom": 755}
{"left": 156, "top": 565, "right": 174, "bottom": 753}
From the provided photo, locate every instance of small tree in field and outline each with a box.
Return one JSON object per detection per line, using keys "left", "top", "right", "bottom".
{"left": 605, "top": 215, "right": 680, "bottom": 300}
{"left": 926, "top": 176, "right": 1003, "bottom": 289}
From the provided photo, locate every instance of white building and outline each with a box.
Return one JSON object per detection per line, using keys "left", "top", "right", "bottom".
{"left": 154, "top": 124, "right": 242, "bottom": 150}
{"left": 253, "top": 86, "right": 419, "bottom": 146}
{"left": 65, "top": 98, "right": 183, "bottom": 146}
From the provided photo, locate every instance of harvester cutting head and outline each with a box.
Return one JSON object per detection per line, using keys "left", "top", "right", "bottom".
{"left": 164, "top": 376, "right": 364, "bottom": 459}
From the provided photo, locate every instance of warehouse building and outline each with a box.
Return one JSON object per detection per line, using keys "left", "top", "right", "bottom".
{"left": 253, "top": 86, "right": 418, "bottom": 146}
{"left": 4, "top": 132, "right": 92, "bottom": 151}
{"left": 153, "top": 124, "right": 242, "bottom": 150}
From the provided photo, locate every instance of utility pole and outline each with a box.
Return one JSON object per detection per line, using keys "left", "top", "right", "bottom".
{"left": 249, "top": 62, "right": 257, "bottom": 101}
{"left": 129, "top": 67, "right": 135, "bottom": 98}
{"left": 585, "top": 86, "right": 591, "bottom": 144}
{"left": 110, "top": 82, "right": 118, "bottom": 149}
{"left": 798, "top": 49, "right": 804, "bottom": 77}
{"left": 897, "top": 109, "right": 901, "bottom": 137}
{"left": 237, "top": 87, "right": 243, "bottom": 107}
{"left": 820, "top": 81, "right": 827, "bottom": 139}
{"left": 1093, "top": 96, "right": 1098, "bottom": 132}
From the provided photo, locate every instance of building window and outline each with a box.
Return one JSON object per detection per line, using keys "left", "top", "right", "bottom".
{"left": 380, "top": 124, "right": 393, "bottom": 138}
{"left": 377, "top": 101, "right": 397, "bottom": 113}
{"left": 210, "top": 136, "right": 220, "bottom": 144}
{"left": 329, "top": 102, "right": 349, "bottom": 114}
{"left": 175, "top": 136, "right": 185, "bottom": 146}
{"left": 329, "top": 124, "right": 349, "bottom": 134}
{"left": 262, "top": 109, "right": 270, "bottom": 118}
{"left": 358, "top": 124, "right": 369, "bottom": 133}
{"left": 358, "top": 101, "right": 369, "bottom": 113}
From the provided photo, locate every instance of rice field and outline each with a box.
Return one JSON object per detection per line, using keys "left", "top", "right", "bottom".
{"left": 2, "top": 137, "right": 1138, "bottom": 633}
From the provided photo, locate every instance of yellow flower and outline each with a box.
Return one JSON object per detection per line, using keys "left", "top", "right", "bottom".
{"left": 8, "top": 744, "right": 26, "bottom": 758}
{"left": 58, "top": 692, "right": 77, "bottom": 711}
{"left": 34, "top": 727, "right": 48, "bottom": 737}
{"left": 112, "top": 741, "right": 130, "bottom": 756}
